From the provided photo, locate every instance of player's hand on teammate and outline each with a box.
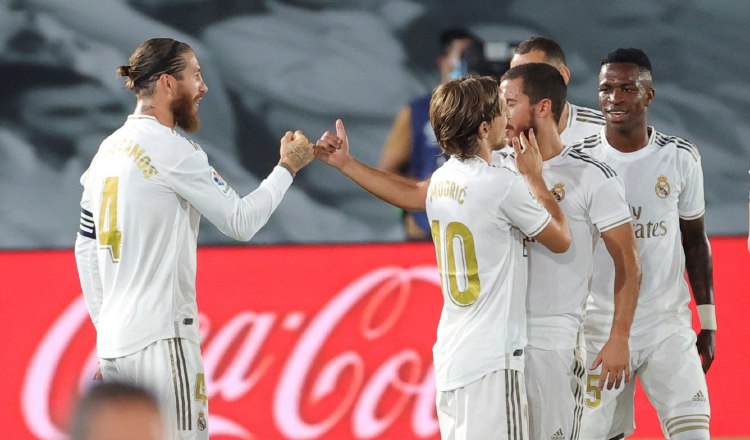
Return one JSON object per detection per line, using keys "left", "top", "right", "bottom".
{"left": 279, "top": 130, "right": 316, "bottom": 176}
{"left": 591, "top": 335, "right": 631, "bottom": 390}
{"left": 696, "top": 329, "right": 715, "bottom": 373}
{"left": 315, "top": 119, "right": 351, "bottom": 170}
{"left": 511, "top": 129, "right": 543, "bottom": 179}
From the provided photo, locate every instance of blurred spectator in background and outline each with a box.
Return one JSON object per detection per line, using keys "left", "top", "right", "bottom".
{"left": 377, "top": 28, "right": 479, "bottom": 240}
{"left": 69, "top": 382, "right": 164, "bottom": 440}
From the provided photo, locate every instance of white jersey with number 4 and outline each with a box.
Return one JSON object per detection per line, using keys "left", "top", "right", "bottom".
{"left": 580, "top": 128, "right": 705, "bottom": 350}
{"left": 75, "top": 115, "right": 292, "bottom": 358}
{"left": 495, "top": 144, "right": 631, "bottom": 349}
{"left": 560, "top": 103, "right": 605, "bottom": 146}
{"left": 427, "top": 156, "right": 551, "bottom": 391}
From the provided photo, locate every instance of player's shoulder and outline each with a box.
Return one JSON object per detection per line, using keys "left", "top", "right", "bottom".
{"left": 570, "top": 103, "right": 605, "bottom": 126}
{"left": 564, "top": 144, "right": 618, "bottom": 180}
{"left": 652, "top": 129, "right": 700, "bottom": 162}
{"left": 570, "top": 131, "right": 604, "bottom": 153}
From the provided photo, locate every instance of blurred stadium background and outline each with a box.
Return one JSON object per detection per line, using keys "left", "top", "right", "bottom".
{"left": 1, "top": 0, "right": 748, "bottom": 438}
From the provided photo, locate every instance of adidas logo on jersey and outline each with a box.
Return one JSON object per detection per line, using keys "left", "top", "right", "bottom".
{"left": 551, "top": 428, "right": 565, "bottom": 440}
{"left": 692, "top": 391, "right": 707, "bottom": 402}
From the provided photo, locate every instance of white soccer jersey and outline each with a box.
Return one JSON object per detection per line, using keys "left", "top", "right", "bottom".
{"left": 427, "top": 156, "right": 551, "bottom": 391}
{"left": 493, "top": 146, "right": 631, "bottom": 349}
{"left": 581, "top": 128, "right": 705, "bottom": 350}
{"left": 75, "top": 115, "right": 292, "bottom": 358}
{"left": 560, "top": 103, "right": 605, "bottom": 146}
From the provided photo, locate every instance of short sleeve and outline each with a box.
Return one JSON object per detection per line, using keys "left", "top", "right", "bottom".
{"left": 499, "top": 174, "right": 552, "bottom": 237}
{"left": 678, "top": 149, "right": 705, "bottom": 220}
{"left": 590, "top": 176, "right": 632, "bottom": 232}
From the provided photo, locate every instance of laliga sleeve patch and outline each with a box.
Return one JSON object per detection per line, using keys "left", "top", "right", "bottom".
{"left": 210, "top": 168, "right": 232, "bottom": 197}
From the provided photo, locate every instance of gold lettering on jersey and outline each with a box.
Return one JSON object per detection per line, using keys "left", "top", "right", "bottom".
{"left": 633, "top": 220, "right": 668, "bottom": 238}
{"left": 550, "top": 182, "right": 565, "bottom": 201}
{"left": 630, "top": 205, "right": 668, "bottom": 239}
{"left": 98, "top": 139, "right": 159, "bottom": 179}
{"left": 655, "top": 175, "right": 670, "bottom": 198}
{"left": 429, "top": 181, "right": 467, "bottom": 204}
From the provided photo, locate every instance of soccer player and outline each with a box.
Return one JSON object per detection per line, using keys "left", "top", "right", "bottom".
{"left": 378, "top": 28, "right": 478, "bottom": 240}
{"left": 495, "top": 63, "right": 641, "bottom": 440}
{"left": 74, "top": 38, "right": 316, "bottom": 439}
{"left": 510, "top": 37, "right": 605, "bottom": 145}
{"left": 579, "top": 48, "right": 715, "bottom": 439}
{"left": 317, "top": 76, "right": 571, "bottom": 439}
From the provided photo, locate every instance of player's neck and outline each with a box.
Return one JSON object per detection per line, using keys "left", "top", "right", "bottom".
{"left": 476, "top": 145, "right": 492, "bottom": 163}
{"left": 537, "top": 122, "right": 564, "bottom": 161}
{"left": 556, "top": 101, "right": 570, "bottom": 135}
{"left": 605, "top": 125, "right": 650, "bottom": 153}
{"left": 134, "top": 99, "right": 176, "bottom": 130}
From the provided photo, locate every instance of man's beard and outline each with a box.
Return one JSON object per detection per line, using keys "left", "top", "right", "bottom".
{"left": 170, "top": 92, "right": 201, "bottom": 133}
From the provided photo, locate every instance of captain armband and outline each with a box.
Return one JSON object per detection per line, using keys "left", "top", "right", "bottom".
{"left": 696, "top": 304, "right": 717, "bottom": 331}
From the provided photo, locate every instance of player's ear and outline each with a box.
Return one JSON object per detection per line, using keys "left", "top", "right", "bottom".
{"left": 156, "top": 73, "right": 175, "bottom": 96}
{"left": 478, "top": 120, "right": 490, "bottom": 139}
{"left": 536, "top": 98, "right": 553, "bottom": 119}
{"left": 558, "top": 65, "right": 571, "bottom": 85}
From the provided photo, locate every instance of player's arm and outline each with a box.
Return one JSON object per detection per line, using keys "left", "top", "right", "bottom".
{"left": 169, "top": 131, "right": 315, "bottom": 242}
{"left": 317, "top": 119, "right": 429, "bottom": 212}
{"left": 680, "top": 216, "right": 716, "bottom": 373}
{"left": 592, "top": 222, "right": 641, "bottom": 390}
{"left": 74, "top": 190, "right": 103, "bottom": 329}
{"left": 377, "top": 106, "right": 412, "bottom": 173}
{"left": 512, "top": 130, "right": 570, "bottom": 253}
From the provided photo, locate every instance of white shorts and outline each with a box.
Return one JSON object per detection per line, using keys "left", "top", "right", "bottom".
{"left": 436, "top": 368, "right": 528, "bottom": 440}
{"left": 525, "top": 345, "right": 586, "bottom": 440}
{"left": 579, "top": 328, "right": 710, "bottom": 439}
{"left": 99, "top": 338, "right": 209, "bottom": 440}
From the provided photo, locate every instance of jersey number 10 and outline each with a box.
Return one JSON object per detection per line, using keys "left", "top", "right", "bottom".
{"left": 431, "top": 220, "right": 481, "bottom": 306}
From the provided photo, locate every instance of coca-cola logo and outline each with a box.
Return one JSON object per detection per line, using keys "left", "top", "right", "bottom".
{"left": 22, "top": 265, "right": 442, "bottom": 439}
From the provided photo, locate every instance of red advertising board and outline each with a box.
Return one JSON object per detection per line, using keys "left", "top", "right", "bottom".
{"left": 2, "top": 237, "right": 748, "bottom": 439}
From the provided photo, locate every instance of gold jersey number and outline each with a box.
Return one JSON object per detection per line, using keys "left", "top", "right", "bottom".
{"left": 431, "top": 220, "right": 480, "bottom": 306}
{"left": 99, "top": 177, "right": 123, "bottom": 262}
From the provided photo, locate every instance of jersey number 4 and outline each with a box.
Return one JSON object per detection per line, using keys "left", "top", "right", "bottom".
{"left": 99, "top": 177, "right": 123, "bottom": 262}
{"left": 431, "top": 220, "right": 480, "bottom": 306}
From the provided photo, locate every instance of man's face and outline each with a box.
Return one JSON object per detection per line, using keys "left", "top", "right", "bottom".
{"left": 486, "top": 92, "right": 509, "bottom": 150}
{"left": 500, "top": 77, "right": 535, "bottom": 143}
{"left": 438, "top": 37, "right": 474, "bottom": 82}
{"left": 598, "top": 62, "right": 653, "bottom": 133}
{"left": 170, "top": 51, "right": 207, "bottom": 133}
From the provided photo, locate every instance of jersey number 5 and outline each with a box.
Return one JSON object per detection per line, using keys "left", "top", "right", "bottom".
{"left": 99, "top": 177, "right": 123, "bottom": 262}
{"left": 431, "top": 220, "right": 480, "bottom": 306}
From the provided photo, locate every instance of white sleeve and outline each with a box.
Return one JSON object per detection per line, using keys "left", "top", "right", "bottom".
{"left": 590, "top": 176, "right": 633, "bottom": 232}
{"left": 165, "top": 150, "right": 293, "bottom": 241}
{"left": 499, "top": 174, "right": 552, "bottom": 238}
{"left": 678, "top": 149, "right": 705, "bottom": 220}
{"left": 74, "top": 187, "right": 103, "bottom": 329}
